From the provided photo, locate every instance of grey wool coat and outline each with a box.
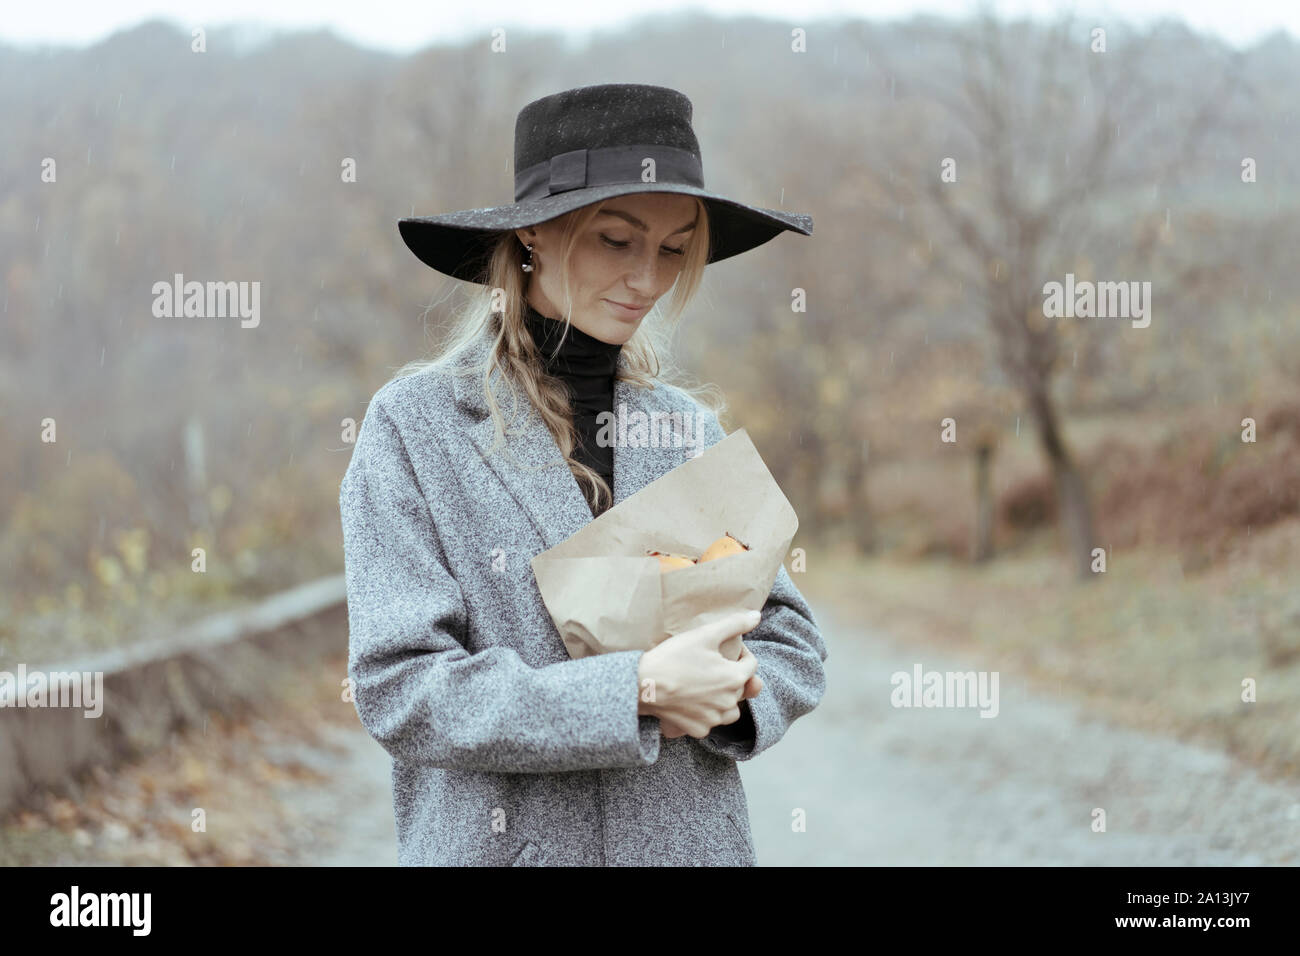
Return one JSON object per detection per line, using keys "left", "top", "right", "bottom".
{"left": 339, "top": 326, "right": 828, "bottom": 866}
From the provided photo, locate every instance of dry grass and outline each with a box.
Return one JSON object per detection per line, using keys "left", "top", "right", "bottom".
{"left": 861, "top": 394, "right": 1300, "bottom": 569}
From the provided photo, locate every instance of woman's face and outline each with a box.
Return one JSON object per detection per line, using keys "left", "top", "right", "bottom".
{"left": 515, "top": 192, "right": 700, "bottom": 345}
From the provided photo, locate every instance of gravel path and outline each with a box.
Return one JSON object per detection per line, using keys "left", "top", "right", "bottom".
{"left": 277, "top": 721, "right": 397, "bottom": 866}
{"left": 12, "top": 603, "right": 1297, "bottom": 866}
{"left": 737, "top": 601, "right": 1300, "bottom": 865}
{"left": 290, "top": 597, "right": 1300, "bottom": 865}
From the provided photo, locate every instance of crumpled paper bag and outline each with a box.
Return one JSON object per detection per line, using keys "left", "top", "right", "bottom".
{"left": 530, "top": 428, "right": 798, "bottom": 662}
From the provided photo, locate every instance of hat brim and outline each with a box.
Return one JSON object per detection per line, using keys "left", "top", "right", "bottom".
{"left": 398, "top": 182, "right": 813, "bottom": 283}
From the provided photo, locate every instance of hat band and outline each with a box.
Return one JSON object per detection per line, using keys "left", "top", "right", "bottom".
{"left": 514, "top": 144, "right": 704, "bottom": 203}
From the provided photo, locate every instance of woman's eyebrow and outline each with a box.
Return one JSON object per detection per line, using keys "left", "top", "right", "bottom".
{"left": 598, "top": 209, "right": 696, "bottom": 235}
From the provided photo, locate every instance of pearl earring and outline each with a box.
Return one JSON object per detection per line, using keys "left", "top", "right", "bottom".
{"left": 521, "top": 243, "right": 535, "bottom": 272}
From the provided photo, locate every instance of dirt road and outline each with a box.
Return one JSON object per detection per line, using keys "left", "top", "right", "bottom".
{"left": 737, "top": 601, "right": 1300, "bottom": 865}
{"left": 12, "top": 600, "right": 1297, "bottom": 865}
{"left": 295, "top": 599, "right": 1299, "bottom": 865}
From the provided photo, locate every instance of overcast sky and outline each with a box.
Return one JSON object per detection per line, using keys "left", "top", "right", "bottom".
{"left": 1, "top": 0, "right": 1295, "bottom": 52}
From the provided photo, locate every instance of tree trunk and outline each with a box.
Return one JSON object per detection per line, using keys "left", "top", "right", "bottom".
{"left": 1027, "top": 386, "right": 1098, "bottom": 581}
{"left": 972, "top": 445, "right": 994, "bottom": 562}
{"left": 845, "top": 435, "right": 876, "bottom": 554}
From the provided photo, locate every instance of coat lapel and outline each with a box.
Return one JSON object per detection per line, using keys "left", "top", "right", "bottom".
{"left": 452, "top": 326, "right": 667, "bottom": 550}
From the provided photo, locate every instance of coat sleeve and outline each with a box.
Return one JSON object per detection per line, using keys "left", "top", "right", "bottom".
{"left": 687, "top": 404, "right": 829, "bottom": 761}
{"left": 340, "top": 388, "right": 662, "bottom": 774}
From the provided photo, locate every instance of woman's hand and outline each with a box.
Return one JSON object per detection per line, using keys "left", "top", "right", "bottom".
{"left": 659, "top": 715, "right": 688, "bottom": 738}
{"left": 657, "top": 641, "right": 764, "bottom": 739}
{"left": 638, "top": 610, "right": 760, "bottom": 739}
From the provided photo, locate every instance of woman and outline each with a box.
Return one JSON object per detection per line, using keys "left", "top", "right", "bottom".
{"left": 340, "top": 83, "right": 827, "bottom": 866}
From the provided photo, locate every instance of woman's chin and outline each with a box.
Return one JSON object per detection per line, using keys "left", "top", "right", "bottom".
{"left": 590, "top": 317, "right": 637, "bottom": 345}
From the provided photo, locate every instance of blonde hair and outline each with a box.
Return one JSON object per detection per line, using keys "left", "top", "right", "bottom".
{"left": 393, "top": 195, "right": 724, "bottom": 516}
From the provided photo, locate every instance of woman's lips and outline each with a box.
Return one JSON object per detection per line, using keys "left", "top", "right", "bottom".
{"left": 604, "top": 299, "right": 649, "bottom": 320}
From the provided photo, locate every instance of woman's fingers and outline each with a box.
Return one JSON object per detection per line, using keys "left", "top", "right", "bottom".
{"left": 661, "top": 719, "right": 687, "bottom": 738}
{"left": 737, "top": 647, "right": 758, "bottom": 681}
{"left": 734, "top": 641, "right": 761, "bottom": 698}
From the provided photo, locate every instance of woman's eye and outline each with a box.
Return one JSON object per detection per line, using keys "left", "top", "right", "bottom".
{"left": 600, "top": 235, "right": 686, "bottom": 256}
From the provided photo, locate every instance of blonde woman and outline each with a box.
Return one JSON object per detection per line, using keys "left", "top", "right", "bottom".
{"left": 340, "top": 83, "right": 827, "bottom": 866}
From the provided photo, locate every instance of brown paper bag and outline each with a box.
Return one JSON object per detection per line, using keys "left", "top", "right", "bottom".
{"left": 530, "top": 428, "right": 798, "bottom": 662}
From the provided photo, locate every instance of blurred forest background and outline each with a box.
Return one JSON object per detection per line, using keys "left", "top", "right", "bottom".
{"left": 2, "top": 11, "right": 1299, "bottom": 670}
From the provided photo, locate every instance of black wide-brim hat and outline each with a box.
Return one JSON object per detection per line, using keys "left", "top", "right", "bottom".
{"left": 398, "top": 83, "right": 813, "bottom": 284}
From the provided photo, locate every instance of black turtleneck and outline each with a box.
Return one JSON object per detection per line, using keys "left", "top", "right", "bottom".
{"left": 521, "top": 302, "right": 623, "bottom": 514}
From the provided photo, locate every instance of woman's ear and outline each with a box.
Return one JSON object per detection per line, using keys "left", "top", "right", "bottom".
{"left": 514, "top": 227, "right": 536, "bottom": 247}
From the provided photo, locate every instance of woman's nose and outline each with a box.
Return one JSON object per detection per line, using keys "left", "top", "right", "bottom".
{"left": 624, "top": 253, "right": 662, "bottom": 290}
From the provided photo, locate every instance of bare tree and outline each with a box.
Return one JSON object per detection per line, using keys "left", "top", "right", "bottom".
{"left": 868, "top": 12, "right": 1247, "bottom": 580}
